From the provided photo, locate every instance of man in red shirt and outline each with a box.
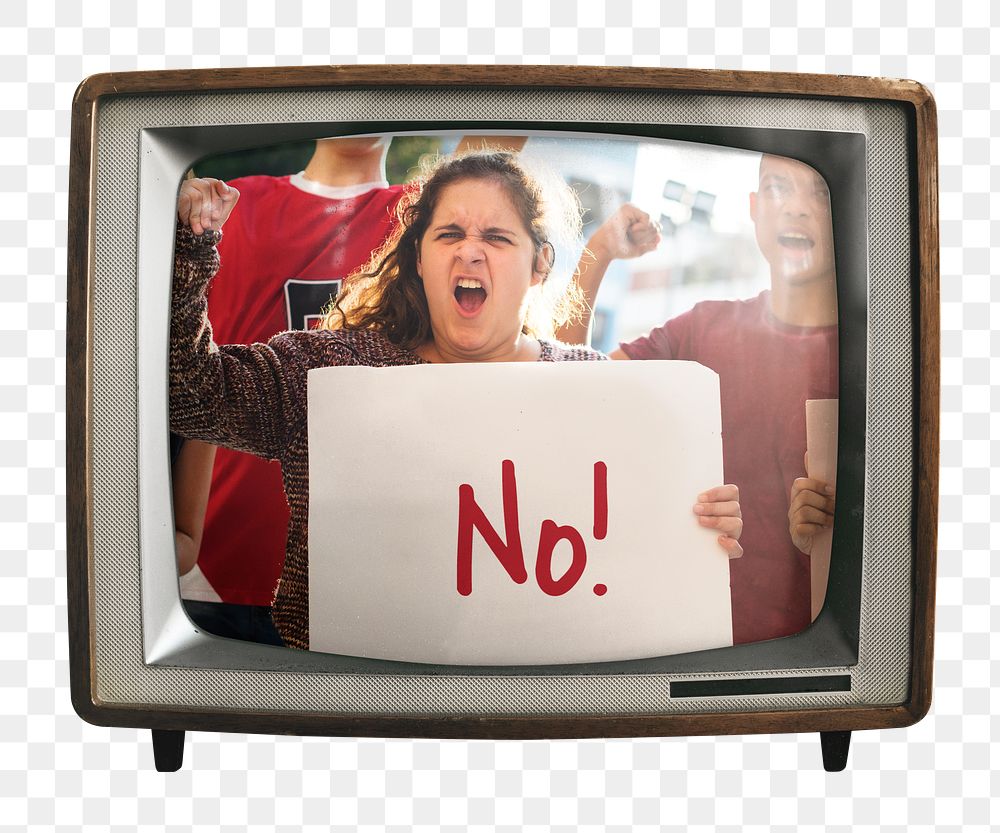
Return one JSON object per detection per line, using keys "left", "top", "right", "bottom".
{"left": 175, "top": 137, "right": 407, "bottom": 643}
{"left": 563, "top": 154, "right": 839, "bottom": 644}
{"left": 174, "top": 136, "right": 540, "bottom": 644}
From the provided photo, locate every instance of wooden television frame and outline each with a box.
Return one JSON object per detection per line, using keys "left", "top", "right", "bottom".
{"left": 66, "top": 65, "right": 939, "bottom": 773}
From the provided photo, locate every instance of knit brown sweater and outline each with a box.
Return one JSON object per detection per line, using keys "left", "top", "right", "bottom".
{"left": 170, "top": 226, "right": 608, "bottom": 649}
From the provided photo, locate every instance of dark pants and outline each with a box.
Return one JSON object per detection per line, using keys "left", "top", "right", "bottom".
{"left": 182, "top": 600, "right": 284, "bottom": 646}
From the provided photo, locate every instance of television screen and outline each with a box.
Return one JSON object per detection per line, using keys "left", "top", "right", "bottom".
{"left": 66, "top": 66, "right": 938, "bottom": 772}
{"left": 171, "top": 133, "right": 840, "bottom": 665}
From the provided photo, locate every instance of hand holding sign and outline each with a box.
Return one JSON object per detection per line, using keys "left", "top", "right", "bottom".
{"left": 693, "top": 484, "right": 743, "bottom": 559}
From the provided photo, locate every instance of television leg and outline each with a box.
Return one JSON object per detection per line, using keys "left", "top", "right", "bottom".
{"left": 151, "top": 729, "right": 186, "bottom": 772}
{"left": 820, "top": 730, "right": 851, "bottom": 772}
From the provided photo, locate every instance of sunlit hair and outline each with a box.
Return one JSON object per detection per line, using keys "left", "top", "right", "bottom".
{"left": 320, "top": 150, "right": 585, "bottom": 349}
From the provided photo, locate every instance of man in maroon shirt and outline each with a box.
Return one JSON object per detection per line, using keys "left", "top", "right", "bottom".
{"left": 563, "top": 154, "right": 839, "bottom": 644}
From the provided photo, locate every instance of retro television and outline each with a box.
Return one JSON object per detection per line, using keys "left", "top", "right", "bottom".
{"left": 66, "top": 66, "right": 939, "bottom": 773}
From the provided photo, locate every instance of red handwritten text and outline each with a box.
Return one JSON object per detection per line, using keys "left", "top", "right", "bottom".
{"left": 457, "top": 460, "right": 609, "bottom": 597}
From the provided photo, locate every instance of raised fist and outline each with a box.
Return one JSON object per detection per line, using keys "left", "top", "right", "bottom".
{"left": 587, "top": 203, "right": 662, "bottom": 263}
{"left": 177, "top": 177, "right": 239, "bottom": 235}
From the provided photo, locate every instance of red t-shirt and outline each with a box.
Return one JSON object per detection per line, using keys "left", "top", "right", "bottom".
{"left": 621, "top": 291, "right": 838, "bottom": 644}
{"left": 186, "top": 174, "right": 405, "bottom": 606}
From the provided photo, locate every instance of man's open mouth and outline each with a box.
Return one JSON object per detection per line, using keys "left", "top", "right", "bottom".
{"left": 454, "top": 277, "right": 487, "bottom": 313}
{"left": 777, "top": 231, "right": 814, "bottom": 250}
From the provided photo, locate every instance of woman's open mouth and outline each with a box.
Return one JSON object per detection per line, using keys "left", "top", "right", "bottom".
{"left": 454, "top": 277, "right": 488, "bottom": 315}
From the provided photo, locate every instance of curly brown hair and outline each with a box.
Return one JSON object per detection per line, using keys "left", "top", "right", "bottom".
{"left": 320, "top": 150, "right": 584, "bottom": 349}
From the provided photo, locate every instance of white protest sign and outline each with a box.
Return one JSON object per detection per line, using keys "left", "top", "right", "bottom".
{"left": 307, "top": 360, "right": 733, "bottom": 665}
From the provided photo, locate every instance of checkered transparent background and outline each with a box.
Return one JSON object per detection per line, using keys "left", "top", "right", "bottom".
{"left": 1, "top": 0, "right": 993, "bottom": 829}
